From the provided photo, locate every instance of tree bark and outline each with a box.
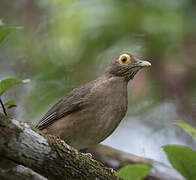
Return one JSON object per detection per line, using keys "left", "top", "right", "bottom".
{"left": 0, "top": 165, "right": 47, "bottom": 180}
{"left": 0, "top": 113, "right": 118, "bottom": 180}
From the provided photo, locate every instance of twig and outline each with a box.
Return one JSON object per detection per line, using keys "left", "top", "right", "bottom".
{"left": 0, "top": 97, "right": 7, "bottom": 116}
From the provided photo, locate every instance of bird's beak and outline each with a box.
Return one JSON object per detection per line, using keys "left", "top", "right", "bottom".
{"left": 134, "top": 60, "right": 151, "bottom": 67}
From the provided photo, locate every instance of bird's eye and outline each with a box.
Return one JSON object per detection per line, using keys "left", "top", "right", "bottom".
{"left": 119, "top": 54, "right": 131, "bottom": 65}
{"left": 121, "top": 56, "right": 127, "bottom": 63}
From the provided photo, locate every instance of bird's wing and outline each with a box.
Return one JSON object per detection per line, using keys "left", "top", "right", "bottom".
{"left": 35, "top": 84, "right": 92, "bottom": 130}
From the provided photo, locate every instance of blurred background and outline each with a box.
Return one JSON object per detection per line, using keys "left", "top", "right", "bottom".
{"left": 0, "top": 0, "right": 196, "bottom": 166}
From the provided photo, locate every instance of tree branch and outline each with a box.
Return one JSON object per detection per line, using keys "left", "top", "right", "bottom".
{"left": 0, "top": 113, "right": 118, "bottom": 180}
{"left": 0, "top": 165, "right": 47, "bottom": 180}
{"left": 87, "top": 145, "right": 184, "bottom": 180}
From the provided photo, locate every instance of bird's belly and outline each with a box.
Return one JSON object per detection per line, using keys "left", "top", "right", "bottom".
{"left": 68, "top": 99, "right": 127, "bottom": 149}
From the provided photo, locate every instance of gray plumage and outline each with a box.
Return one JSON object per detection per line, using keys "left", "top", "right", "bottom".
{"left": 36, "top": 53, "right": 151, "bottom": 149}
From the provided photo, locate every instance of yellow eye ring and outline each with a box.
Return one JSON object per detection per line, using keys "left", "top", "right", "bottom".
{"left": 119, "top": 54, "right": 131, "bottom": 65}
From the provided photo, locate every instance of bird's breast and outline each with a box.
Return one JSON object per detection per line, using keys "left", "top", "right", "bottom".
{"left": 81, "top": 77, "right": 128, "bottom": 144}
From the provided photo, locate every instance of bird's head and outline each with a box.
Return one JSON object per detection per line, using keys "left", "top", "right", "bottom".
{"left": 105, "top": 53, "right": 151, "bottom": 81}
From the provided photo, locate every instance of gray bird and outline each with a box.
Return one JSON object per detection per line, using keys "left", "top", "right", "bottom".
{"left": 36, "top": 53, "right": 151, "bottom": 150}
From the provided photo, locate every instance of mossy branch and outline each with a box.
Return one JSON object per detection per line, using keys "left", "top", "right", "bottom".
{"left": 0, "top": 113, "right": 118, "bottom": 180}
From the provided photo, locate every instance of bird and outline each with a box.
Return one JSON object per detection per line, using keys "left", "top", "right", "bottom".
{"left": 36, "top": 53, "right": 151, "bottom": 150}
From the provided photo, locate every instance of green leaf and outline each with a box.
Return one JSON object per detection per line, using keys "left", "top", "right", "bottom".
{"left": 0, "top": 78, "right": 23, "bottom": 96}
{"left": 115, "top": 164, "right": 151, "bottom": 180}
{"left": 4, "top": 99, "right": 16, "bottom": 106}
{"left": 174, "top": 120, "right": 196, "bottom": 139}
{"left": 4, "top": 99, "right": 17, "bottom": 109}
{"left": 163, "top": 145, "right": 196, "bottom": 180}
{"left": 0, "top": 27, "right": 17, "bottom": 45}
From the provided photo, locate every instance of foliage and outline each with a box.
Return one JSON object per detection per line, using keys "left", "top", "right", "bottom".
{"left": 115, "top": 164, "right": 150, "bottom": 180}
{"left": 0, "top": 26, "right": 28, "bottom": 115}
{"left": 115, "top": 121, "right": 196, "bottom": 180}
{"left": 163, "top": 122, "right": 196, "bottom": 180}
{"left": 163, "top": 145, "right": 196, "bottom": 180}
{"left": 174, "top": 121, "right": 196, "bottom": 139}
{"left": 0, "top": 77, "right": 27, "bottom": 115}
{"left": 4, "top": 99, "right": 16, "bottom": 108}
{"left": 0, "top": 27, "right": 18, "bottom": 46}
{"left": 0, "top": 78, "right": 23, "bottom": 96}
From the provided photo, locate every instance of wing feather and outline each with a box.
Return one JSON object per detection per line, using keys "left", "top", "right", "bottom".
{"left": 35, "top": 83, "right": 92, "bottom": 130}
